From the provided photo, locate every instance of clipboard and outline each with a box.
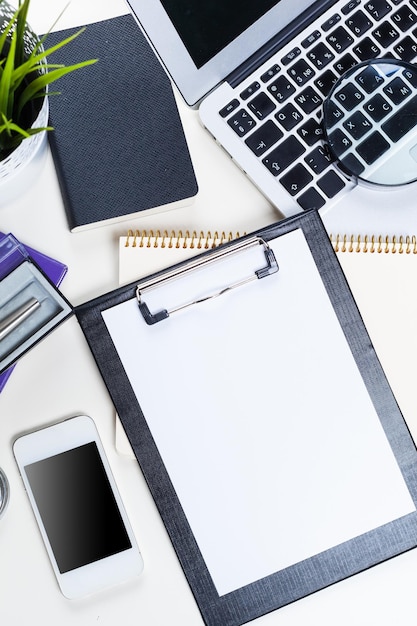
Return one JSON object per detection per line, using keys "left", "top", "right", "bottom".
{"left": 75, "top": 210, "right": 417, "bottom": 626}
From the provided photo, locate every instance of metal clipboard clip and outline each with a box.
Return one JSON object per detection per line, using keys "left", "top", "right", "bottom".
{"left": 136, "top": 236, "right": 279, "bottom": 325}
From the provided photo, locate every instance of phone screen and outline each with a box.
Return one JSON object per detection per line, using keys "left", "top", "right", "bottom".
{"left": 25, "top": 442, "right": 132, "bottom": 573}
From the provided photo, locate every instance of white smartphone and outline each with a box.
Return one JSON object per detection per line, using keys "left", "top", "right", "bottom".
{"left": 13, "top": 415, "right": 144, "bottom": 599}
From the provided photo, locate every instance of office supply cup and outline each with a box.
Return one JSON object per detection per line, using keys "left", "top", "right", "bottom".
{"left": 0, "top": 467, "right": 9, "bottom": 519}
{"left": 322, "top": 58, "right": 417, "bottom": 189}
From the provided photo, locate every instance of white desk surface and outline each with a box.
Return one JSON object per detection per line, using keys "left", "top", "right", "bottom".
{"left": 1, "top": 1, "right": 417, "bottom": 624}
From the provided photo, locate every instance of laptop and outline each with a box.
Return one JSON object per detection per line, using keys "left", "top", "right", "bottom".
{"left": 125, "top": 0, "right": 417, "bottom": 235}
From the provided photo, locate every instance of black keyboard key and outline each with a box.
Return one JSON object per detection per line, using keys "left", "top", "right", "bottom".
{"left": 322, "top": 14, "right": 342, "bottom": 32}
{"left": 372, "top": 21, "right": 400, "bottom": 47}
{"left": 248, "top": 92, "right": 276, "bottom": 119}
{"left": 294, "top": 86, "right": 323, "bottom": 113}
{"left": 301, "top": 30, "right": 321, "bottom": 49}
{"left": 281, "top": 48, "right": 301, "bottom": 67}
{"left": 343, "top": 111, "right": 373, "bottom": 139}
{"left": 327, "top": 128, "right": 352, "bottom": 156}
{"left": 280, "top": 163, "right": 313, "bottom": 195}
{"left": 317, "top": 170, "right": 346, "bottom": 197}
{"left": 342, "top": 0, "right": 361, "bottom": 15}
{"left": 262, "top": 136, "right": 305, "bottom": 176}
{"left": 268, "top": 75, "right": 296, "bottom": 103}
{"left": 333, "top": 52, "right": 358, "bottom": 75}
{"left": 325, "top": 100, "right": 345, "bottom": 128}
{"left": 339, "top": 152, "right": 366, "bottom": 177}
{"left": 240, "top": 82, "right": 261, "bottom": 100}
{"left": 365, "top": 0, "right": 392, "bottom": 21}
{"left": 353, "top": 37, "right": 381, "bottom": 59}
{"left": 335, "top": 82, "right": 365, "bottom": 110}
{"left": 261, "top": 64, "right": 281, "bottom": 82}
{"left": 392, "top": 6, "right": 417, "bottom": 32}
{"left": 355, "top": 64, "right": 385, "bottom": 92}
{"left": 381, "top": 94, "right": 417, "bottom": 142}
{"left": 245, "top": 120, "right": 283, "bottom": 156}
{"left": 227, "top": 109, "right": 256, "bottom": 136}
{"left": 364, "top": 94, "right": 393, "bottom": 121}
{"left": 307, "top": 42, "right": 335, "bottom": 69}
{"left": 305, "top": 145, "right": 333, "bottom": 174}
{"left": 356, "top": 130, "right": 390, "bottom": 164}
{"left": 314, "top": 69, "right": 339, "bottom": 95}
{"left": 326, "top": 26, "right": 354, "bottom": 53}
{"left": 383, "top": 77, "right": 412, "bottom": 105}
{"left": 219, "top": 99, "right": 239, "bottom": 118}
{"left": 287, "top": 59, "right": 316, "bottom": 86}
{"left": 345, "top": 10, "right": 373, "bottom": 36}
{"left": 297, "top": 187, "right": 326, "bottom": 210}
{"left": 403, "top": 66, "right": 417, "bottom": 87}
{"left": 394, "top": 36, "right": 417, "bottom": 62}
{"left": 275, "top": 103, "right": 303, "bottom": 131}
{"left": 297, "top": 119, "right": 324, "bottom": 146}
{"left": 329, "top": 128, "right": 352, "bottom": 158}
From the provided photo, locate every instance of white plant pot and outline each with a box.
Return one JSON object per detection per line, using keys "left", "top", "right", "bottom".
{"left": 0, "top": 96, "right": 49, "bottom": 206}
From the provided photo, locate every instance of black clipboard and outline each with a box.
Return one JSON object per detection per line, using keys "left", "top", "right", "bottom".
{"left": 75, "top": 210, "right": 417, "bottom": 626}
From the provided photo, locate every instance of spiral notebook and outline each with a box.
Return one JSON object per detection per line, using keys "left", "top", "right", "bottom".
{"left": 116, "top": 229, "right": 417, "bottom": 455}
{"left": 330, "top": 233, "right": 417, "bottom": 443}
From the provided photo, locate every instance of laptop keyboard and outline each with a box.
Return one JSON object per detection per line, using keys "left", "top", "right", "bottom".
{"left": 218, "top": 0, "right": 417, "bottom": 211}
{"left": 326, "top": 60, "right": 417, "bottom": 178}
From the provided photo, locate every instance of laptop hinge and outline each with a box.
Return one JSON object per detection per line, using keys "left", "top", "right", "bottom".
{"left": 227, "top": 0, "right": 338, "bottom": 88}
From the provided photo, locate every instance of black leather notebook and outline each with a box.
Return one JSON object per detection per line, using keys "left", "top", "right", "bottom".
{"left": 75, "top": 210, "right": 417, "bottom": 626}
{"left": 47, "top": 14, "right": 198, "bottom": 232}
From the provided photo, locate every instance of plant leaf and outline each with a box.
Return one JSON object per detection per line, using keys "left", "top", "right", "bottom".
{"left": 15, "top": 0, "right": 31, "bottom": 67}
{"left": 0, "top": 27, "right": 16, "bottom": 119}
{"left": 16, "top": 57, "right": 98, "bottom": 116}
{"left": 14, "top": 27, "right": 89, "bottom": 83}
{"left": 0, "top": 111, "right": 30, "bottom": 137}
{"left": 12, "top": 28, "right": 96, "bottom": 97}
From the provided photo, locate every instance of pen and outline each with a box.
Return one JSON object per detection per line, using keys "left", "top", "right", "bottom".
{"left": 0, "top": 297, "right": 41, "bottom": 341}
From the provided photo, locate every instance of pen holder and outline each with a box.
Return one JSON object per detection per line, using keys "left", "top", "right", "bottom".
{"left": 0, "top": 234, "right": 72, "bottom": 375}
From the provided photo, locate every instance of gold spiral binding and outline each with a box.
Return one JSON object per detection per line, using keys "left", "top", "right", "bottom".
{"left": 125, "top": 229, "right": 245, "bottom": 249}
{"left": 330, "top": 234, "right": 417, "bottom": 254}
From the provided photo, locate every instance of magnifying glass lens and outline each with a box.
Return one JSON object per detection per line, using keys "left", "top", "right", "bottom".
{"left": 323, "top": 59, "right": 417, "bottom": 187}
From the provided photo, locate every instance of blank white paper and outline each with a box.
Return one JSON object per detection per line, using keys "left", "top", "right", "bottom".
{"left": 102, "top": 228, "right": 415, "bottom": 596}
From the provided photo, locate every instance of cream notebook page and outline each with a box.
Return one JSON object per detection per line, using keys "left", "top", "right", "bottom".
{"left": 332, "top": 234, "right": 417, "bottom": 442}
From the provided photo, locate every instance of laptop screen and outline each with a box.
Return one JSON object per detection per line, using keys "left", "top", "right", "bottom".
{"left": 127, "top": 0, "right": 317, "bottom": 105}
{"left": 159, "top": 0, "right": 280, "bottom": 69}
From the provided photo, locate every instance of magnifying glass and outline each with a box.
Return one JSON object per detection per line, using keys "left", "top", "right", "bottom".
{"left": 322, "top": 58, "right": 417, "bottom": 188}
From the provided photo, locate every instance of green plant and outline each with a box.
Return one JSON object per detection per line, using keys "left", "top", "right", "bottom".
{"left": 0, "top": 0, "right": 97, "bottom": 159}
